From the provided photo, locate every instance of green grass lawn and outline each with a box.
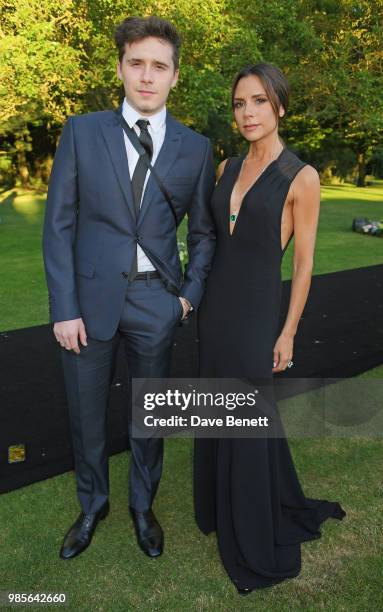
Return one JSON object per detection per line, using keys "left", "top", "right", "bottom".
{"left": 283, "top": 180, "right": 383, "bottom": 276}
{"left": 0, "top": 182, "right": 382, "bottom": 611}
{"left": 1, "top": 433, "right": 382, "bottom": 611}
{"left": 0, "top": 180, "right": 382, "bottom": 332}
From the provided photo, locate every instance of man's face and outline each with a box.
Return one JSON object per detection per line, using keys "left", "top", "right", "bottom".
{"left": 117, "top": 36, "right": 179, "bottom": 116}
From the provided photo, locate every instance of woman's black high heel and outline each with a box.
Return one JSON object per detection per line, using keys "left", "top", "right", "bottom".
{"left": 236, "top": 587, "right": 252, "bottom": 596}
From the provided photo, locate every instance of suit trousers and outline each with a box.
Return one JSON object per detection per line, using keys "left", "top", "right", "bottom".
{"left": 60, "top": 276, "right": 183, "bottom": 514}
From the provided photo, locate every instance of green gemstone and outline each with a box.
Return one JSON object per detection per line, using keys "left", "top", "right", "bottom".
{"left": 230, "top": 214, "right": 236, "bottom": 221}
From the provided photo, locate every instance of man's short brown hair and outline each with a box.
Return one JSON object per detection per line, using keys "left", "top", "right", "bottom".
{"left": 114, "top": 16, "right": 182, "bottom": 70}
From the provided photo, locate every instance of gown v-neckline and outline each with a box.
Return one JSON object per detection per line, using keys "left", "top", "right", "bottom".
{"left": 228, "top": 147, "right": 287, "bottom": 237}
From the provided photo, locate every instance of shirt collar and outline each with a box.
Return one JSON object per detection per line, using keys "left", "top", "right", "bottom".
{"left": 122, "top": 97, "right": 166, "bottom": 133}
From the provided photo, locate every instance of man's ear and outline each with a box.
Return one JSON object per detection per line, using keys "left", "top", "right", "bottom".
{"left": 116, "top": 61, "right": 122, "bottom": 81}
{"left": 171, "top": 69, "right": 180, "bottom": 89}
{"left": 279, "top": 105, "right": 285, "bottom": 118}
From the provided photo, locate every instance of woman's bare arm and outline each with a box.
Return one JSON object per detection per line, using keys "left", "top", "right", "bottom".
{"left": 273, "top": 164, "right": 321, "bottom": 371}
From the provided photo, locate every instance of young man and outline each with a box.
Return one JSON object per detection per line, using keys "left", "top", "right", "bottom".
{"left": 43, "top": 16, "right": 216, "bottom": 560}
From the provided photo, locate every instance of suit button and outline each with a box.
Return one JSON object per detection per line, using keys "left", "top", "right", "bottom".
{"left": 122, "top": 271, "right": 128, "bottom": 279}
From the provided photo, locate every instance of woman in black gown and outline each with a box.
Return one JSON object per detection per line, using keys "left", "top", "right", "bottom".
{"left": 194, "top": 63, "right": 346, "bottom": 595}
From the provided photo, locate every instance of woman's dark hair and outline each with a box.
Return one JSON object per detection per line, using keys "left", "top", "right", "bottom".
{"left": 231, "top": 63, "right": 290, "bottom": 122}
{"left": 114, "top": 16, "right": 182, "bottom": 70}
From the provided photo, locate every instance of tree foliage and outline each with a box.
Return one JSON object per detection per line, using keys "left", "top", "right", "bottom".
{"left": 0, "top": 0, "right": 382, "bottom": 186}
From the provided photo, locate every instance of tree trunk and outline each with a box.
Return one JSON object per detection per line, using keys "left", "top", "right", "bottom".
{"left": 15, "top": 131, "right": 30, "bottom": 187}
{"left": 356, "top": 151, "right": 367, "bottom": 187}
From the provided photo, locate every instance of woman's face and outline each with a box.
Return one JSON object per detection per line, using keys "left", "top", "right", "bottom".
{"left": 233, "top": 74, "right": 284, "bottom": 143}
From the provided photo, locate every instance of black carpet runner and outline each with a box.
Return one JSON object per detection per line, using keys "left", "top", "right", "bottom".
{"left": 0, "top": 265, "right": 382, "bottom": 493}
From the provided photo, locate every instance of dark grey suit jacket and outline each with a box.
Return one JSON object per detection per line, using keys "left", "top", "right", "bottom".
{"left": 42, "top": 106, "right": 216, "bottom": 340}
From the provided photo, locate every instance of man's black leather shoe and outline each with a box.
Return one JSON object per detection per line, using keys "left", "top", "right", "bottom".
{"left": 129, "top": 507, "right": 163, "bottom": 558}
{"left": 59, "top": 501, "right": 109, "bottom": 560}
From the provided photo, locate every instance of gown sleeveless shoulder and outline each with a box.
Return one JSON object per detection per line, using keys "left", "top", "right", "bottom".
{"left": 194, "top": 147, "right": 346, "bottom": 590}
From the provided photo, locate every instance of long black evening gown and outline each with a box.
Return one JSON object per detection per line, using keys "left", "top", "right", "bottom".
{"left": 194, "top": 148, "right": 346, "bottom": 590}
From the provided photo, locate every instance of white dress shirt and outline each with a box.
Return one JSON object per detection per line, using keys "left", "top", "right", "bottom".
{"left": 121, "top": 97, "right": 167, "bottom": 272}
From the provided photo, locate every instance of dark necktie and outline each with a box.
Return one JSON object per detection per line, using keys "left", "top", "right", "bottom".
{"left": 131, "top": 119, "right": 153, "bottom": 218}
{"left": 128, "top": 119, "right": 153, "bottom": 280}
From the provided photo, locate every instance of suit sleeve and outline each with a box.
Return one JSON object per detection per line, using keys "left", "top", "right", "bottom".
{"left": 180, "top": 137, "right": 216, "bottom": 309}
{"left": 42, "top": 117, "right": 81, "bottom": 323}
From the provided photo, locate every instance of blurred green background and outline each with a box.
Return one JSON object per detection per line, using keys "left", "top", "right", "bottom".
{"left": 1, "top": 0, "right": 383, "bottom": 191}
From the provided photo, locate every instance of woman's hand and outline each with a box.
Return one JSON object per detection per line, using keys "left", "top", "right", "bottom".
{"left": 272, "top": 332, "right": 294, "bottom": 373}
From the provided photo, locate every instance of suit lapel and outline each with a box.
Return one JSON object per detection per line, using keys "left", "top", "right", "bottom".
{"left": 137, "top": 112, "right": 183, "bottom": 227}
{"left": 98, "top": 106, "right": 136, "bottom": 221}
